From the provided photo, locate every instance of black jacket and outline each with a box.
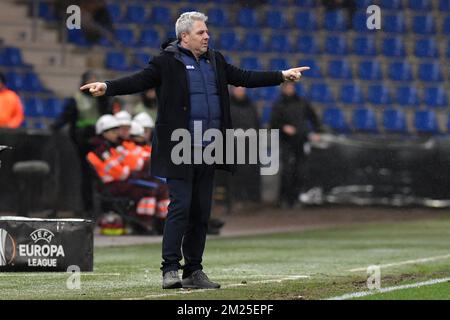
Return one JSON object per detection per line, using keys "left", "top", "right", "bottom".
{"left": 105, "top": 40, "right": 284, "bottom": 179}
{"left": 270, "top": 94, "right": 322, "bottom": 148}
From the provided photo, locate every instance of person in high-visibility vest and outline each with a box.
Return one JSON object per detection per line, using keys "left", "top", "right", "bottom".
{"left": 0, "top": 72, "right": 24, "bottom": 128}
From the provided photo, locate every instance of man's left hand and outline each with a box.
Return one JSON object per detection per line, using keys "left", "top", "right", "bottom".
{"left": 282, "top": 67, "right": 310, "bottom": 82}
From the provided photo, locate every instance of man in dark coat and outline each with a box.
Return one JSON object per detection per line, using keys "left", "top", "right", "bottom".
{"left": 270, "top": 82, "right": 322, "bottom": 208}
{"left": 80, "top": 11, "right": 309, "bottom": 290}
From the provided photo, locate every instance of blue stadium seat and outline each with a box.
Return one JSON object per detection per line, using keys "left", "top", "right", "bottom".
{"left": 412, "top": 15, "right": 436, "bottom": 34}
{"left": 5, "top": 72, "right": 24, "bottom": 91}
{"left": 124, "top": 4, "right": 146, "bottom": 23}
{"left": 23, "top": 72, "right": 45, "bottom": 92}
{"left": 67, "top": 29, "right": 89, "bottom": 46}
{"left": 325, "top": 35, "right": 348, "bottom": 55}
{"left": 367, "top": 84, "right": 392, "bottom": 105}
{"left": 382, "top": 37, "right": 406, "bottom": 57}
{"left": 324, "top": 10, "right": 346, "bottom": 31}
{"left": 446, "top": 114, "right": 450, "bottom": 132}
{"left": 207, "top": 8, "right": 229, "bottom": 27}
{"left": 265, "top": 11, "right": 287, "bottom": 29}
{"left": 241, "top": 33, "right": 265, "bottom": 52}
{"left": 418, "top": 62, "right": 443, "bottom": 82}
{"left": 269, "top": 58, "right": 289, "bottom": 71}
{"left": 296, "top": 35, "right": 320, "bottom": 54}
{"left": 293, "top": 0, "right": 316, "bottom": 7}
{"left": 310, "top": 83, "right": 334, "bottom": 103}
{"left": 218, "top": 32, "right": 239, "bottom": 50}
{"left": 352, "top": 12, "right": 372, "bottom": 32}
{"left": 268, "top": 34, "right": 291, "bottom": 52}
{"left": 295, "top": 83, "right": 306, "bottom": 97}
{"left": 352, "top": 108, "right": 378, "bottom": 133}
{"left": 414, "top": 110, "right": 440, "bottom": 134}
{"left": 240, "top": 57, "right": 263, "bottom": 70}
{"left": 4, "top": 47, "right": 24, "bottom": 66}
{"left": 152, "top": 6, "right": 170, "bottom": 25}
{"left": 383, "top": 14, "right": 406, "bottom": 33}
{"left": 24, "top": 97, "right": 45, "bottom": 117}
{"left": 356, "top": 0, "right": 372, "bottom": 8}
{"left": 388, "top": 61, "right": 413, "bottom": 81}
{"left": 298, "top": 59, "right": 322, "bottom": 78}
{"left": 358, "top": 60, "right": 382, "bottom": 80}
{"left": 328, "top": 60, "right": 352, "bottom": 79}
{"left": 116, "top": 28, "right": 136, "bottom": 47}
{"left": 442, "top": 17, "right": 450, "bottom": 34}
{"left": 340, "top": 83, "right": 364, "bottom": 104}
{"left": 381, "top": 0, "right": 402, "bottom": 9}
{"left": 396, "top": 86, "right": 420, "bottom": 108}
{"left": 105, "top": 52, "right": 128, "bottom": 71}
{"left": 133, "top": 52, "right": 152, "bottom": 68}
{"left": 423, "top": 86, "right": 448, "bottom": 108}
{"left": 44, "top": 98, "right": 63, "bottom": 119}
{"left": 353, "top": 36, "right": 376, "bottom": 56}
{"left": 237, "top": 8, "right": 259, "bottom": 28}
{"left": 138, "top": 29, "right": 160, "bottom": 48}
{"left": 294, "top": 12, "right": 318, "bottom": 31}
{"left": 440, "top": 0, "right": 450, "bottom": 11}
{"left": 447, "top": 41, "right": 450, "bottom": 58}
{"left": 38, "top": 1, "right": 57, "bottom": 21}
{"left": 383, "top": 109, "right": 407, "bottom": 133}
{"left": 257, "top": 87, "right": 279, "bottom": 102}
{"left": 107, "top": 4, "right": 122, "bottom": 22}
{"left": 414, "top": 38, "right": 438, "bottom": 58}
{"left": 409, "top": 0, "right": 432, "bottom": 10}
{"left": 322, "top": 107, "right": 350, "bottom": 133}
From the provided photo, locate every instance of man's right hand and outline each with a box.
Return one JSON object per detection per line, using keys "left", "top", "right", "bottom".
{"left": 80, "top": 82, "right": 107, "bottom": 97}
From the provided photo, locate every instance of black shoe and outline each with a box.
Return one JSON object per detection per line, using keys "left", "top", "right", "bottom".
{"left": 162, "top": 270, "right": 182, "bottom": 289}
{"left": 182, "top": 270, "right": 220, "bottom": 289}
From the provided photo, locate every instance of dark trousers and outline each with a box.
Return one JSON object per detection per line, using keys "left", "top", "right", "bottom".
{"left": 280, "top": 143, "right": 305, "bottom": 206}
{"left": 161, "top": 163, "right": 215, "bottom": 278}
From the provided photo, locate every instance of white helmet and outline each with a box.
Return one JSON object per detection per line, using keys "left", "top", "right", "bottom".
{"left": 115, "top": 110, "right": 132, "bottom": 126}
{"left": 96, "top": 115, "right": 120, "bottom": 134}
{"left": 130, "top": 121, "right": 145, "bottom": 137}
{"left": 134, "top": 112, "right": 155, "bottom": 128}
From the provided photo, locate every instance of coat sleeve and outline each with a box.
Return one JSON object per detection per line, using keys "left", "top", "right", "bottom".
{"left": 219, "top": 53, "right": 284, "bottom": 88}
{"left": 304, "top": 99, "right": 323, "bottom": 133}
{"left": 105, "top": 58, "right": 162, "bottom": 96}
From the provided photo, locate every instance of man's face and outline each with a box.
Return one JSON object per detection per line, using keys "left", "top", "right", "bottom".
{"left": 181, "top": 20, "right": 209, "bottom": 56}
{"left": 103, "top": 128, "right": 120, "bottom": 143}
{"left": 118, "top": 126, "right": 130, "bottom": 140}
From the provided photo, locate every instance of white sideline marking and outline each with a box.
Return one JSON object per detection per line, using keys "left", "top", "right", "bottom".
{"left": 0, "top": 273, "right": 121, "bottom": 277}
{"left": 327, "top": 277, "right": 450, "bottom": 300}
{"left": 123, "top": 275, "right": 309, "bottom": 300}
{"left": 348, "top": 254, "right": 450, "bottom": 272}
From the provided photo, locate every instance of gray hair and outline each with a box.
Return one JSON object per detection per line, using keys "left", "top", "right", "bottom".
{"left": 175, "top": 11, "right": 208, "bottom": 39}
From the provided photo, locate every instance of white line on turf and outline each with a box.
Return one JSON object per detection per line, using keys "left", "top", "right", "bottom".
{"left": 122, "top": 275, "right": 309, "bottom": 300}
{"left": 0, "top": 273, "right": 121, "bottom": 277}
{"left": 326, "top": 277, "right": 450, "bottom": 300}
{"left": 348, "top": 253, "right": 450, "bottom": 272}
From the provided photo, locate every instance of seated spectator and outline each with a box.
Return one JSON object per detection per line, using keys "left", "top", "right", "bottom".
{"left": 87, "top": 115, "right": 169, "bottom": 233}
{"left": 0, "top": 72, "right": 24, "bottom": 128}
{"left": 133, "top": 112, "right": 155, "bottom": 144}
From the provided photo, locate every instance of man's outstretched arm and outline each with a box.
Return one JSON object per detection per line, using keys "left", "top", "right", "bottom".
{"left": 80, "top": 61, "right": 162, "bottom": 97}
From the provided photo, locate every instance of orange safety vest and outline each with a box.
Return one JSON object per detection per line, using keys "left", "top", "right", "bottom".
{"left": 116, "top": 140, "right": 145, "bottom": 172}
{"left": 0, "top": 88, "right": 24, "bottom": 128}
{"left": 87, "top": 149, "right": 130, "bottom": 183}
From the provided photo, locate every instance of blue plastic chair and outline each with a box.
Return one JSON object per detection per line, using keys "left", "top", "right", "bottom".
{"left": 4, "top": 47, "right": 24, "bottom": 66}
{"left": 294, "top": 12, "right": 318, "bottom": 31}
{"left": 207, "top": 8, "right": 229, "bottom": 27}
{"left": 340, "top": 83, "right": 364, "bottom": 104}
{"left": 268, "top": 34, "right": 291, "bottom": 53}
{"left": 296, "top": 35, "right": 320, "bottom": 54}
{"left": 414, "top": 110, "right": 440, "bottom": 134}
{"left": 418, "top": 62, "right": 443, "bottom": 82}
{"left": 383, "top": 109, "right": 407, "bottom": 133}
{"left": 352, "top": 108, "right": 378, "bottom": 133}
{"left": 218, "top": 32, "right": 238, "bottom": 50}
{"left": 152, "top": 6, "right": 170, "bottom": 25}
{"left": 353, "top": 36, "right": 376, "bottom": 56}
{"left": 412, "top": 15, "right": 436, "bottom": 34}
{"left": 423, "top": 86, "right": 448, "bottom": 108}
{"left": 138, "top": 29, "right": 160, "bottom": 48}
{"left": 414, "top": 38, "right": 438, "bottom": 58}
{"left": 44, "top": 98, "right": 63, "bottom": 119}
{"left": 367, "top": 84, "right": 392, "bottom": 105}
{"left": 382, "top": 37, "right": 406, "bottom": 57}
{"left": 409, "top": 0, "right": 432, "bottom": 10}
{"left": 237, "top": 8, "right": 258, "bottom": 28}
{"left": 123, "top": 4, "right": 146, "bottom": 23}
{"left": 269, "top": 58, "right": 289, "bottom": 71}
{"left": 396, "top": 86, "right": 420, "bottom": 108}
{"left": 5, "top": 72, "right": 24, "bottom": 91}
{"left": 358, "top": 60, "right": 382, "bottom": 80}
{"left": 325, "top": 35, "right": 347, "bottom": 55}
{"left": 383, "top": 14, "right": 406, "bottom": 33}
{"left": 265, "top": 11, "right": 286, "bottom": 29}
{"left": 328, "top": 60, "right": 352, "bottom": 79}
{"left": 24, "top": 97, "right": 45, "bottom": 117}
{"left": 23, "top": 72, "right": 44, "bottom": 92}
{"left": 388, "top": 61, "right": 413, "bottom": 81}
{"left": 324, "top": 11, "right": 346, "bottom": 31}
{"left": 322, "top": 107, "right": 350, "bottom": 133}
{"left": 107, "top": 4, "right": 122, "bottom": 22}
{"left": 381, "top": 0, "right": 403, "bottom": 9}
{"left": 440, "top": 0, "right": 450, "bottom": 11}
{"left": 105, "top": 52, "right": 128, "bottom": 71}
{"left": 240, "top": 57, "right": 263, "bottom": 70}
{"left": 299, "top": 59, "right": 322, "bottom": 78}
{"left": 115, "top": 28, "right": 136, "bottom": 47}
{"left": 241, "top": 33, "right": 265, "bottom": 52}
{"left": 309, "top": 83, "right": 335, "bottom": 103}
